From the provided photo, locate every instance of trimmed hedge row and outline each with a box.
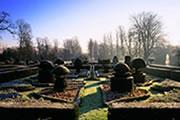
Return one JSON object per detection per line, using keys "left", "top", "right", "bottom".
{"left": 0, "top": 67, "right": 38, "bottom": 83}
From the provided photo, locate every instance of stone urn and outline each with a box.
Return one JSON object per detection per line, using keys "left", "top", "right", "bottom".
{"left": 131, "top": 58, "right": 146, "bottom": 83}
{"left": 124, "top": 55, "right": 132, "bottom": 69}
{"left": 74, "top": 58, "right": 82, "bottom": 74}
{"left": 54, "top": 58, "right": 64, "bottom": 65}
{"left": 112, "top": 56, "right": 119, "bottom": 68}
{"left": 110, "top": 62, "right": 134, "bottom": 93}
{"left": 38, "top": 60, "right": 54, "bottom": 83}
{"left": 52, "top": 65, "right": 70, "bottom": 92}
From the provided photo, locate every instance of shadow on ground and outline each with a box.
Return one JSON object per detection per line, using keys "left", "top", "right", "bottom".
{"left": 79, "top": 87, "right": 105, "bottom": 114}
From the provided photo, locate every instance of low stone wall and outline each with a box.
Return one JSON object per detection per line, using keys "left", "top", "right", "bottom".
{"left": 149, "top": 64, "right": 180, "bottom": 70}
{"left": 0, "top": 65, "right": 20, "bottom": 69}
{"left": 144, "top": 65, "right": 180, "bottom": 81}
{"left": 108, "top": 102, "right": 180, "bottom": 120}
{"left": 0, "top": 101, "right": 79, "bottom": 120}
{"left": 0, "top": 67, "right": 38, "bottom": 83}
{"left": 0, "top": 65, "right": 29, "bottom": 72}
{"left": 170, "top": 70, "right": 180, "bottom": 81}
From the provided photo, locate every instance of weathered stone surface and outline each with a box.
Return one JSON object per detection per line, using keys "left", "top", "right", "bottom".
{"left": 111, "top": 102, "right": 180, "bottom": 108}
{"left": 0, "top": 101, "right": 74, "bottom": 108}
{"left": 124, "top": 56, "right": 132, "bottom": 68}
{"left": 74, "top": 58, "right": 82, "bottom": 73}
{"left": 38, "top": 60, "right": 54, "bottom": 70}
{"left": 111, "top": 63, "right": 134, "bottom": 93}
{"left": 132, "top": 58, "right": 146, "bottom": 70}
{"left": 132, "top": 58, "right": 146, "bottom": 83}
{"left": 111, "top": 76, "right": 134, "bottom": 93}
{"left": 108, "top": 102, "right": 180, "bottom": 120}
{"left": 0, "top": 101, "right": 78, "bottom": 120}
{"left": 38, "top": 60, "right": 54, "bottom": 83}
{"left": 133, "top": 72, "right": 146, "bottom": 83}
{"left": 54, "top": 58, "right": 64, "bottom": 65}
{"left": 112, "top": 56, "right": 119, "bottom": 67}
{"left": 113, "top": 62, "right": 131, "bottom": 74}
{"left": 53, "top": 65, "right": 70, "bottom": 76}
{"left": 144, "top": 65, "right": 180, "bottom": 81}
{"left": 53, "top": 65, "right": 70, "bottom": 92}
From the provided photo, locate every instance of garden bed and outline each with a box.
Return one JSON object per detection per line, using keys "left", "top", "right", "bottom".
{"left": 0, "top": 79, "right": 83, "bottom": 119}
{"left": 100, "top": 83, "right": 150, "bottom": 105}
{"left": 147, "top": 79, "right": 180, "bottom": 102}
{"left": 35, "top": 87, "right": 81, "bottom": 103}
{"left": 32, "top": 80, "right": 84, "bottom": 105}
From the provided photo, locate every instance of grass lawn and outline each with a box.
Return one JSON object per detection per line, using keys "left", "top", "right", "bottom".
{"left": 79, "top": 81, "right": 108, "bottom": 120}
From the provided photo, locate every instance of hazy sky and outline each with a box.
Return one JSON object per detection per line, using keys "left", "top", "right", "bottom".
{"left": 0, "top": 0, "right": 180, "bottom": 52}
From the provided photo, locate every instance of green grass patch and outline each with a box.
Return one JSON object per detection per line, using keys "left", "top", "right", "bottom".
{"left": 80, "top": 108, "right": 108, "bottom": 120}
{"left": 79, "top": 80, "right": 108, "bottom": 119}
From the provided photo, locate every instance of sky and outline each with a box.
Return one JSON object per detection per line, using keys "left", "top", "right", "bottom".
{"left": 0, "top": 0, "right": 180, "bottom": 53}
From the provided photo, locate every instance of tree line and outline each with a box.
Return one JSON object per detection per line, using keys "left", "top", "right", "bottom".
{"left": 0, "top": 11, "right": 179, "bottom": 65}
{"left": 88, "top": 12, "right": 166, "bottom": 62}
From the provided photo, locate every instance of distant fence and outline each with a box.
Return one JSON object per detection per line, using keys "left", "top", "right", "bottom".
{"left": 144, "top": 64, "right": 180, "bottom": 81}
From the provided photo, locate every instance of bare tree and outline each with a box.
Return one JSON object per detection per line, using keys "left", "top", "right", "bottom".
{"left": 2, "top": 47, "right": 18, "bottom": 62}
{"left": 102, "top": 35, "right": 110, "bottom": 59}
{"left": 16, "top": 19, "right": 34, "bottom": 61}
{"left": 98, "top": 43, "right": 106, "bottom": 59}
{"left": 0, "top": 11, "right": 15, "bottom": 35}
{"left": 36, "top": 37, "right": 51, "bottom": 60}
{"left": 130, "top": 12, "right": 164, "bottom": 61}
{"left": 125, "top": 29, "right": 141, "bottom": 58}
{"left": 125, "top": 29, "right": 133, "bottom": 57}
{"left": 63, "top": 37, "right": 82, "bottom": 60}
{"left": 0, "top": 11, "right": 15, "bottom": 51}
{"left": 115, "top": 31, "right": 120, "bottom": 58}
{"left": 93, "top": 40, "right": 99, "bottom": 60}
{"left": 107, "top": 33, "right": 114, "bottom": 59}
{"left": 117, "top": 26, "right": 126, "bottom": 59}
{"left": 88, "top": 39, "right": 99, "bottom": 60}
{"left": 88, "top": 38, "right": 94, "bottom": 60}
{"left": 52, "top": 39, "right": 59, "bottom": 58}
{"left": 98, "top": 34, "right": 115, "bottom": 60}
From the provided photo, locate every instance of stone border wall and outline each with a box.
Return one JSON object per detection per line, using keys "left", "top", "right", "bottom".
{"left": 108, "top": 102, "right": 180, "bottom": 120}
{"left": 0, "top": 102, "right": 79, "bottom": 120}
{"left": 144, "top": 65, "right": 180, "bottom": 81}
